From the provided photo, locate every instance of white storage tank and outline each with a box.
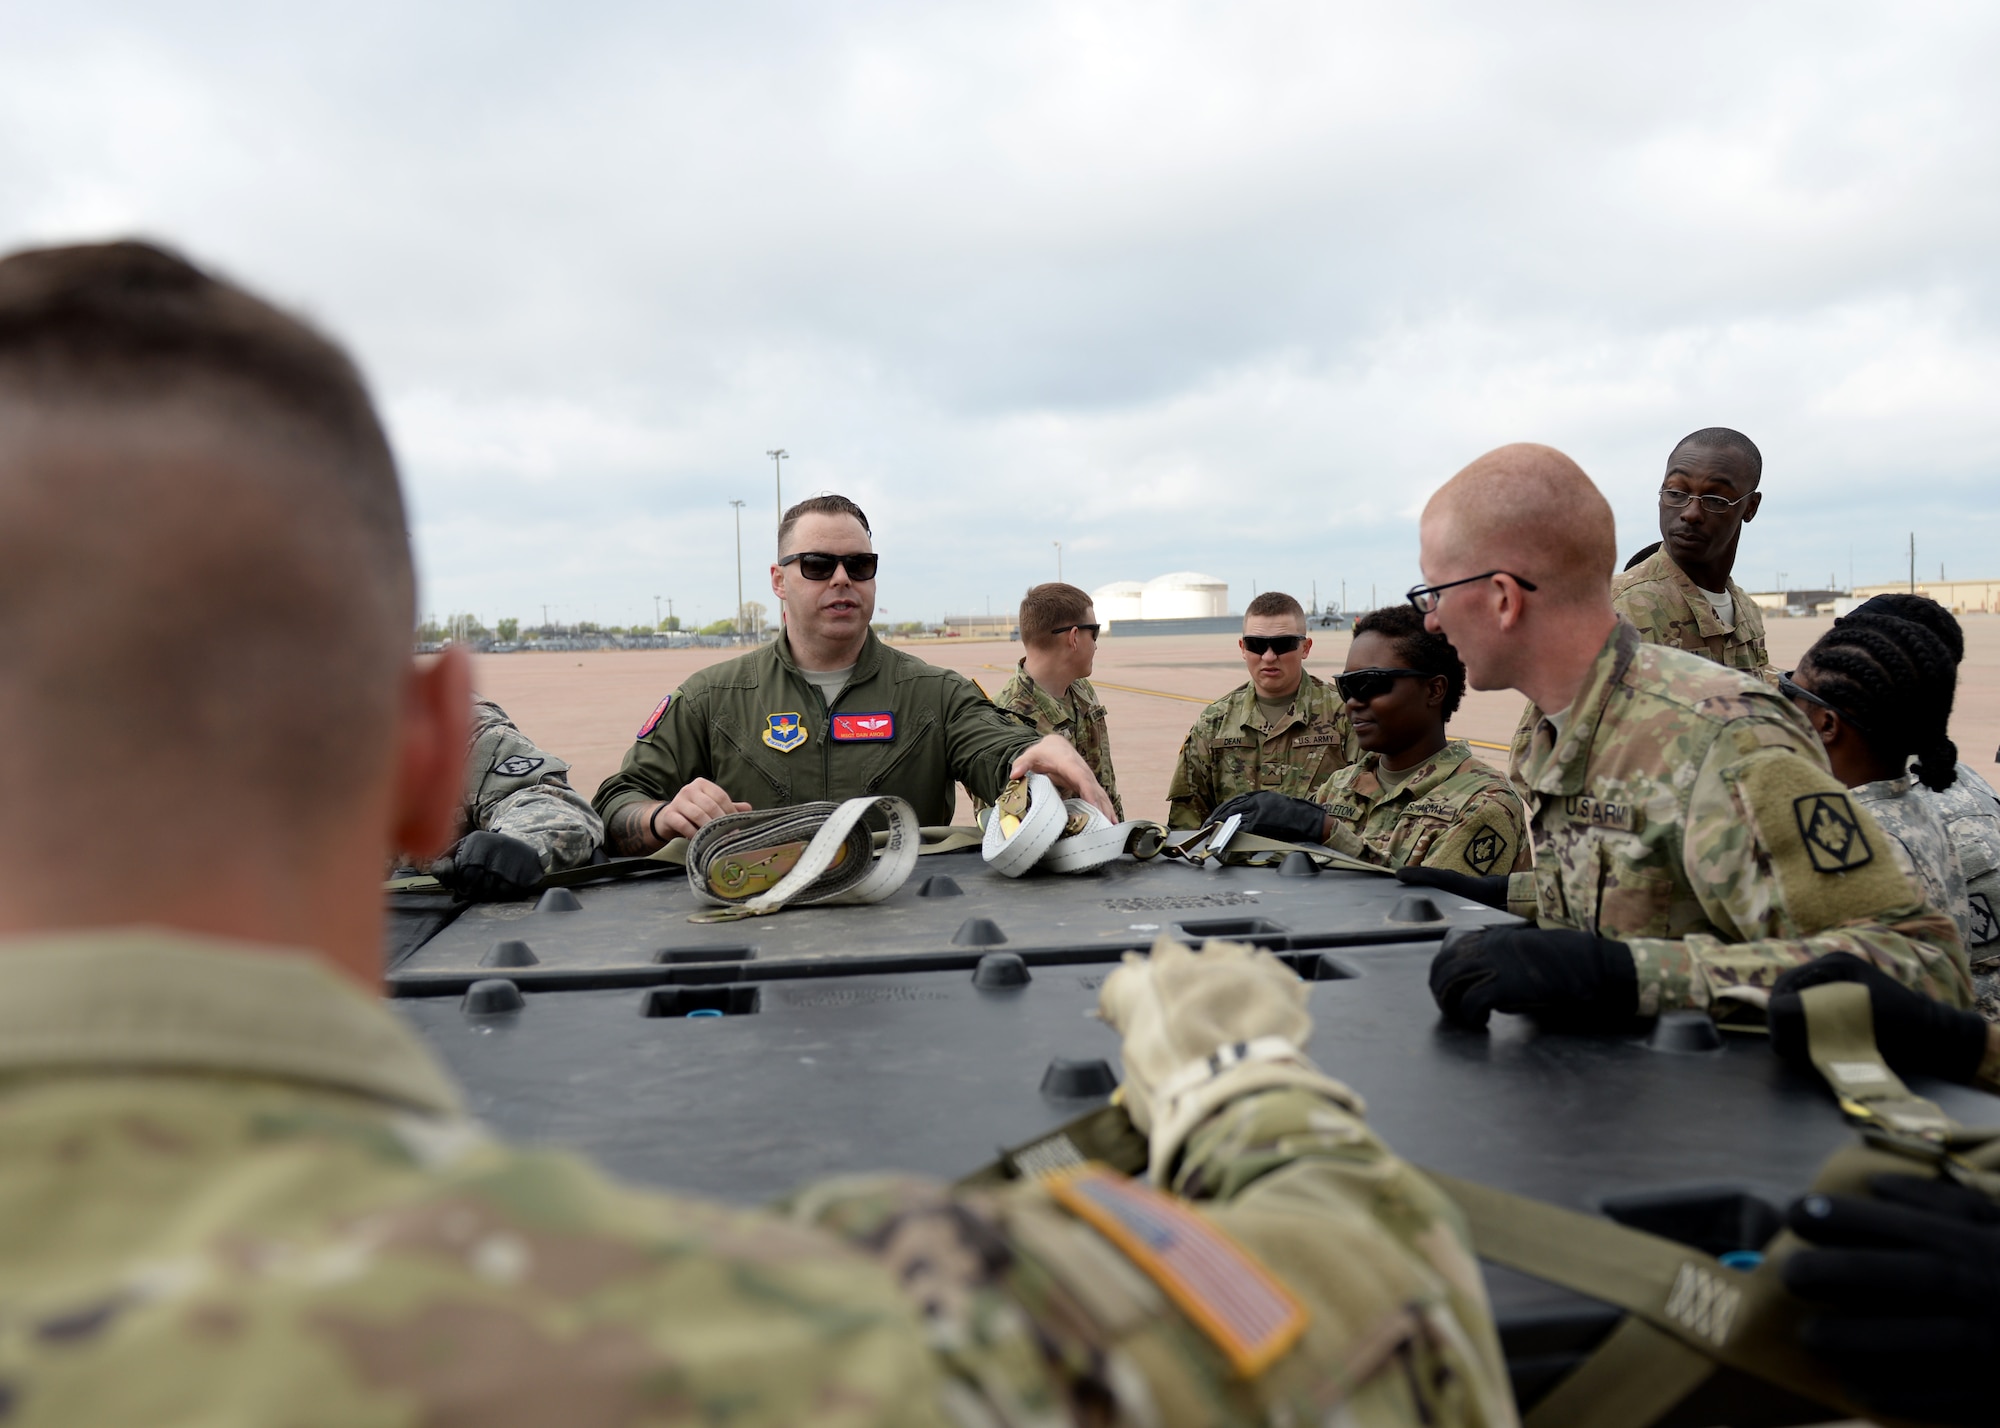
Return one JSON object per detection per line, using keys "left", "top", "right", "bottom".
{"left": 1091, "top": 581, "right": 1146, "bottom": 627}
{"left": 1141, "top": 571, "right": 1229, "bottom": 620}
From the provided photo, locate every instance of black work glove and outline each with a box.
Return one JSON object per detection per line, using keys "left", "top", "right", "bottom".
{"left": 437, "top": 831, "right": 545, "bottom": 902}
{"left": 1208, "top": 792, "right": 1327, "bottom": 844}
{"left": 1768, "top": 952, "right": 1988, "bottom": 1084}
{"left": 1785, "top": 1174, "right": 2000, "bottom": 1425}
{"left": 1394, "top": 863, "right": 1510, "bottom": 910}
{"left": 1428, "top": 924, "right": 1638, "bottom": 1030}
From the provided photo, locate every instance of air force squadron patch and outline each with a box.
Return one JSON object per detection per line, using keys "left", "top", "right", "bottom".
{"left": 831, "top": 712, "right": 895, "bottom": 742}
{"left": 636, "top": 695, "right": 671, "bottom": 739}
{"left": 762, "top": 712, "right": 808, "bottom": 753}
{"left": 1794, "top": 792, "right": 1874, "bottom": 872}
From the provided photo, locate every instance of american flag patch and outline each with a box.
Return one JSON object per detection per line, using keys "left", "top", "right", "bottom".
{"left": 1048, "top": 1164, "right": 1308, "bottom": 1376}
{"left": 831, "top": 712, "right": 895, "bottom": 741}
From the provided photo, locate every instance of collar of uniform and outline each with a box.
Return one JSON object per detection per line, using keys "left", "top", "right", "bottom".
{"left": 774, "top": 626, "right": 883, "bottom": 688}
{"left": 1648, "top": 549, "right": 1743, "bottom": 640}
{"left": 1520, "top": 622, "right": 1640, "bottom": 798}
{"left": 0, "top": 929, "right": 464, "bottom": 1117}
{"left": 1011, "top": 660, "right": 1078, "bottom": 731}
{"left": 1350, "top": 739, "right": 1472, "bottom": 804}
{"left": 1230, "top": 672, "right": 1321, "bottom": 736}
{"left": 1853, "top": 775, "right": 1915, "bottom": 806}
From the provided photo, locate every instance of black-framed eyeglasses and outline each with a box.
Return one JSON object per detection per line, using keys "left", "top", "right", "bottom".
{"left": 1659, "top": 488, "right": 1754, "bottom": 515}
{"left": 1778, "top": 671, "right": 1868, "bottom": 734}
{"left": 1335, "top": 667, "right": 1431, "bottom": 703}
{"left": 1405, "top": 571, "right": 1538, "bottom": 614}
{"left": 1241, "top": 634, "right": 1306, "bottom": 656}
{"left": 1049, "top": 623, "right": 1101, "bottom": 640}
{"left": 778, "top": 551, "right": 880, "bottom": 582}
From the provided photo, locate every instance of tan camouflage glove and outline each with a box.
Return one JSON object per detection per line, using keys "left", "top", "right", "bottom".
{"left": 1099, "top": 936, "right": 1364, "bottom": 1185}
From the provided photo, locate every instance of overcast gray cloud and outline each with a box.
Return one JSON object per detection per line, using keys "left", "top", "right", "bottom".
{"left": 4, "top": 0, "right": 1997, "bottom": 627}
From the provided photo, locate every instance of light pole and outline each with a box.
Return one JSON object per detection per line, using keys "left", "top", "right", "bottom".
{"left": 767, "top": 449, "right": 788, "bottom": 532}
{"left": 730, "top": 500, "right": 747, "bottom": 638}
{"left": 653, "top": 594, "right": 662, "bottom": 628}
{"left": 1054, "top": 541, "right": 1063, "bottom": 583}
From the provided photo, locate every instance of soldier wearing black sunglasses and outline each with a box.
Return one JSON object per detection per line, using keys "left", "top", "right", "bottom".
{"left": 1609, "top": 427, "right": 1773, "bottom": 682}
{"left": 595, "top": 495, "right": 1115, "bottom": 848}
{"left": 1165, "top": 591, "right": 1354, "bottom": 830}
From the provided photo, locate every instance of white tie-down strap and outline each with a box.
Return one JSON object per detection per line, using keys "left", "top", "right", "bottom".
{"left": 1040, "top": 800, "right": 1134, "bottom": 873}
{"left": 688, "top": 795, "right": 922, "bottom": 920}
{"left": 982, "top": 773, "right": 1070, "bottom": 877}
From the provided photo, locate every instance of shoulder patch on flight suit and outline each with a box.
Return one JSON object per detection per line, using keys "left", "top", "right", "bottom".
{"left": 1048, "top": 1165, "right": 1307, "bottom": 1377}
{"left": 636, "top": 694, "right": 671, "bottom": 739}
{"left": 492, "top": 754, "right": 543, "bottom": 778}
{"left": 1794, "top": 793, "right": 1874, "bottom": 872}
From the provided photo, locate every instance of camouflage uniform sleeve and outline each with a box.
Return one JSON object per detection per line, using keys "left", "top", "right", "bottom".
{"left": 591, "top": 686, "right": 710, "bottom": 824}
{"left": 792, "top": 1089, "right": 1514, "bottom": 1427}
{"left": 1622, "top": 731, "right": 1972, "bottom": 1013}
{"left": 463, "top": 702, "right": 604, "bottom": 873}
{"left": 940, "top": 671, "right": 1039, "bottom": 807}
{"left": 1414, "top": 785, "right": 1530, "bottom": 881}
{"left": 1165, "top": 715, "right": 1218, "bottom": 831}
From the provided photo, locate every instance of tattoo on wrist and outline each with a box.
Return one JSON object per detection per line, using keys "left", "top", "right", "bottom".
{"left": 609, "top": 803, "right": 658, "bottom": 854}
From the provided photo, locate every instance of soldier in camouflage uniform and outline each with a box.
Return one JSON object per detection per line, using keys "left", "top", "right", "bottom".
{"left": 1609, "top": 427, "right": 1773, "bottom": 680}
{"left": 1166, "top": 590, "right": 1353, "bottom": 829}
{"left": 0, "top": 241, "right": 1516, "bottom": 1427}
{"left": 977, "top": 583, "right": 1123, "bottom": 821}
{"left": 450, "top": 695, "right": 603, "bottom": 870}
{"left": 1412, "top": 445, "right": 1964, "bottom": 1027}
{"left": 1928, "top": 762, "right": 2000, "bottom": 1015}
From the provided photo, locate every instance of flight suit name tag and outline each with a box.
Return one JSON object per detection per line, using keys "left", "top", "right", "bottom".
{"left": 831, "top": 713, "right": 896, "bottom": 742}
{"left": 1563, "top": 795, "right": 1637, "bottom": 832}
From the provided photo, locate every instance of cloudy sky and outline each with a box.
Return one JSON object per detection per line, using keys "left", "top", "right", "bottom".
{"left": 5, "top": 2, "right": 1997, "bottom": 628}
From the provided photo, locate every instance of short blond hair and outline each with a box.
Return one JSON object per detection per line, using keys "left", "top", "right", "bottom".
{"left": 1421, "top": 443, "right": 1616, "bottom": 606}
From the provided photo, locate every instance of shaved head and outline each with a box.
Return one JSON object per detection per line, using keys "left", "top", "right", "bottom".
{"left": 1421, "top": 443, "right": 1616, "bottom": 606}
{"left": 0, "top": 242, "right": 414, "bottom": 875}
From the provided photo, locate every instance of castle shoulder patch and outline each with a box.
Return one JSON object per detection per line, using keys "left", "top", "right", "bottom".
{"left": 1794, "top": 792, "right": 1874, "bottom": 872}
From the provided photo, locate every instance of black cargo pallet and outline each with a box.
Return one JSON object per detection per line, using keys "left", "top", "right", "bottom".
{"left": 389, "top": 848, "right": 1996, "bottom": 1423}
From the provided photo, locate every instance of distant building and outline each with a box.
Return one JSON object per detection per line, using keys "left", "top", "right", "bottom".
{"left": 1845, "top": 578, "right": 1999, "bottom": 616}
{"left": 1746, "top": 589, "right": 1845, "bottom": 616}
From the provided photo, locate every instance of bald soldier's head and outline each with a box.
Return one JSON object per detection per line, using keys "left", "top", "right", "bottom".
{"left": 0, "top": 242, "right": 467, "bottom": 974}
{"left": 1416, "top": 443, "right": 1619, "bottom": 706}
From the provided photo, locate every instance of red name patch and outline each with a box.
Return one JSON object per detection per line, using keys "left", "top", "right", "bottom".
{"left": 636, "top": 695, "right": 672, "bottom": 739}
{"left": 831, "top": 712, "right": 895, "bottom": 742}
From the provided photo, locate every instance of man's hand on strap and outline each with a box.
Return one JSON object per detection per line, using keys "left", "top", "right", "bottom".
{"left": 1011, "top": 735, "right": 1116, "bottom": 823}
{"left": 1785, "top": 1174, "right": 2000, "bottom": 1426}
{"left": 652, "top": 778, "right": 753, "bottom": 843}
{"left": 1207, "top": 792, "right": 1327, "bottom": 844}
{"left": 1097, "top": 936, "right": 1356, "bottom": 1185}
{"left": 1428, "top": 925, "right": 1638, "bottom": 1030}
{"left": 1394, "top": 863, "right": 1510, "bottom": 909}
{"left": 1767, "top": 952, "right": 1989, "bottom": 1084}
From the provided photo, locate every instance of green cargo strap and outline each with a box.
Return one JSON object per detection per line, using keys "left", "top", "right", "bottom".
{"left": 1425, "top": 1170, "right": 1864, "bottom": 1426}
{"left": 1165, "top": 827, "right": 1388, "bottom": 875}
{"left": 1797, "top": 979, "right": 1957, "bottom": 1140}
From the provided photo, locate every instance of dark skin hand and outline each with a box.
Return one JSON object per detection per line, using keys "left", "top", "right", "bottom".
{"left": 1659, "top": 440, "right": 1760, "bottom": 594}
{"left": 1787, "top": 662, "right": 1898, "bottom": 788}
{"left": 1324, "top": 630, "right": 1451, "bottom": 840}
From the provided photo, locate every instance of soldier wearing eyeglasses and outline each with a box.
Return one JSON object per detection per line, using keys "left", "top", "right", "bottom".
{"left": 975, "top": 582, "right": 1124, "bottom": 821}
{"left": 595, "top": 495, "right": 1115, "bottom": 849}
{"left": 1610, "top": 427, "right": 1773, "bottom": 681}
{"left": 1404, "top": 443, "right": 1966, "bottom": 1031}
{"left": 1164, "top": 591, "right": 1354, "bottom": 830}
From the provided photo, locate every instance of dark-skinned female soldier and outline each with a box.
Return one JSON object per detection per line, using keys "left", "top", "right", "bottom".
{"left": 1209, "top": 606, "right": 1529, "bottom": 878}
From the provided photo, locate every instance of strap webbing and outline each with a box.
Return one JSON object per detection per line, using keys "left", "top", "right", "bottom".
{"left": 1521, "top": 1316, "right": 1713, "bottom": 1428}
{"left": 1798, "top": 980, "right": 1955, "bottom": 1139}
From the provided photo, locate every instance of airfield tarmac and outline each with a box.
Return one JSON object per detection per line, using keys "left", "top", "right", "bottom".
{"left": 472, "top": 616, "right": 2000, "bottom": 826}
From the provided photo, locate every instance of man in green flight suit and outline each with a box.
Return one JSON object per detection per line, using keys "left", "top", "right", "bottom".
{"left": 1611, "top": 426, "right": 1774, "bottom": 680}
{"left": 1165, "top": 590, "right": 1353, "bottom": 829}
{"left": 1403, "top": 443, "right": 1966, "bottom": 1029}
{"left": 975, "top": 581, "right": 1123, "bottom": 821}
{"left": 595, "top": 496, "right": 1114, "bottom": 850}
{"left": 0, "top": 240, "right": 1517, "bottom": 1427}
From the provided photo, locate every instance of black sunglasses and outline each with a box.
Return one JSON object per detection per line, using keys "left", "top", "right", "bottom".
{"left": 1335, "top": 667, "right": 1431, "bottom": 703}
{"left": 1242, "top": 634, "right": 1306, "bottom": 656}
{"left": 1406, "top": 571, "right": 1538, "bottom": 613}
{"left": 778, "top": 551, "right": 880, "bottom": 582}
{"left": 1049, "top": 623, "right": 1101, "bottom": 639}
{"left": 1778, "top": 671, "right": 1868, "bottom": 734}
